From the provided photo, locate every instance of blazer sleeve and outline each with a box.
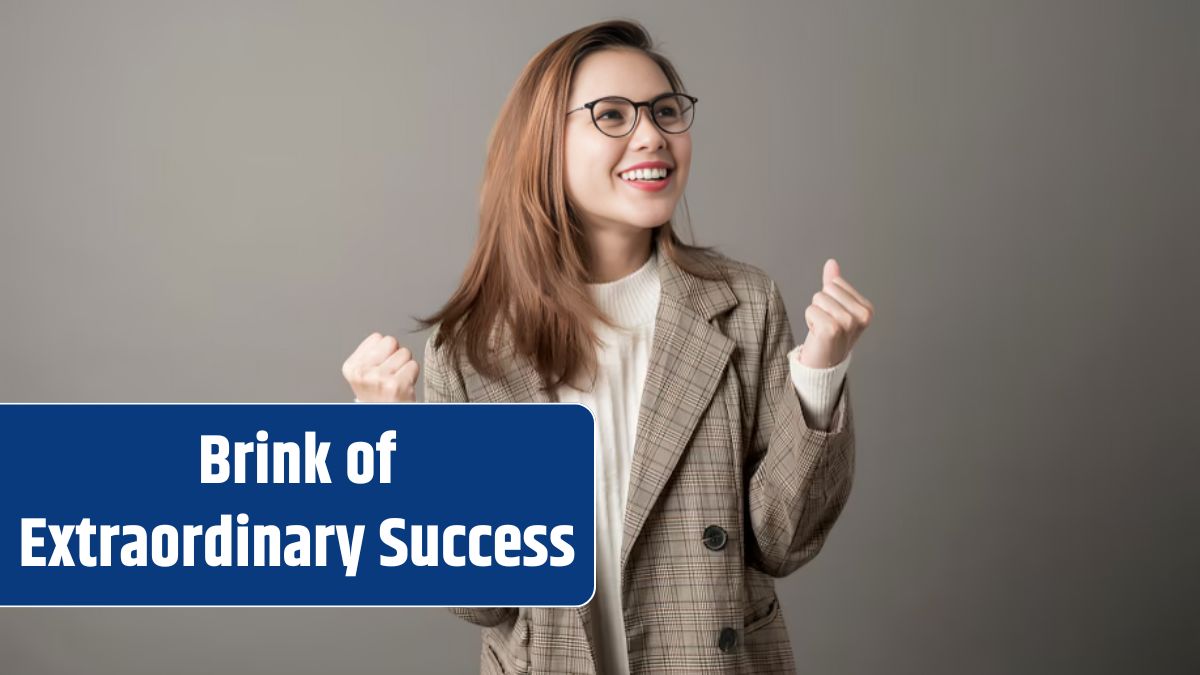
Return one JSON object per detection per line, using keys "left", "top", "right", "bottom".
{"left": 744, "top": 279, "right": 856, "bottom": 578}
{"left": 423, "top": 328, "right": 520, "bottom": 629}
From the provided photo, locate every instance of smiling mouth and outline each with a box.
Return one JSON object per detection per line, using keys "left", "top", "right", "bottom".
{"left": 617, "top": 167, "right": 673, "bottom": 183}
{"left": 617, "top": 168, "right": 673, "bottom": 193}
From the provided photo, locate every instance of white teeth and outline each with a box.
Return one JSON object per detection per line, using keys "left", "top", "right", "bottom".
{"left": 620, "top": 167, "right": 670, "bottom": 181}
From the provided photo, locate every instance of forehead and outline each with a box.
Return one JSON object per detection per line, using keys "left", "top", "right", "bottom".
{"left": 568, "top": 48, "right": 673, "bottom": 104}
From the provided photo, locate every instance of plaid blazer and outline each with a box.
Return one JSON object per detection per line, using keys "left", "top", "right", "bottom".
{"left": 423, "top": 249, "right": 856, "bottom": 675}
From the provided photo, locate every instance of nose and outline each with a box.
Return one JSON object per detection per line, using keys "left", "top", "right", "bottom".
{"left": 628, "top": 105, "right": 668, "bottom": 152}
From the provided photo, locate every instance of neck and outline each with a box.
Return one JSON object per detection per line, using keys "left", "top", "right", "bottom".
{"left": 586, "top": 228, "right": 655, "bottom": 283}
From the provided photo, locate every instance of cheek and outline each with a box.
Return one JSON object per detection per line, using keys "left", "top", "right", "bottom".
{"left": 565, "top": 139, "right": 620, "bottom": 199}
{"left": 672, "top": 139, "right": 693, "bottom": 180}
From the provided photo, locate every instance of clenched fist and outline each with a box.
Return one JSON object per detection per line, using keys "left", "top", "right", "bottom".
{"left": 342, "top": 332, "right": 420, "bottom": 402}
{"left": 799, "top": 258, "right": 874, "bottom": 368}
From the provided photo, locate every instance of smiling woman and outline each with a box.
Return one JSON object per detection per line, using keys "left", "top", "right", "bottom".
{"left": 405, "top": 22, "right": 731, "bottom": 395}
{"left": 344, "top": 17, "right": 869, "bottom": 675}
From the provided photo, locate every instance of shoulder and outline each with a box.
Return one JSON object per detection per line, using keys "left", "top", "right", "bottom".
{"left": 421, "top": 323, "right": 474, "bottom": 401}
{"left": 698, "top": 251, "right": 798, "bottom": 352}
{"left": 705, "top": 251, "right": 785, "bottom": 314}
{"left": 422, "top": 323, "right": 460, "bottom": 377}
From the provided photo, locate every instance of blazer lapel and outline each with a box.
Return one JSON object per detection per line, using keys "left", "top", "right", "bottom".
{"left": 462, "top": 249, "right": 738, "bottom": 673}
{"left": 579, "top": 249, "right": 738, "bottom": 671}
{"left": 620, "top": 250, "right": 737, "bottom": 573}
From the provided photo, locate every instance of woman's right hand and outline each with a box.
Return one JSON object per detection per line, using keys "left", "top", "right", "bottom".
{"left": 341, "top": 332, "right": 420, "bottom": 402}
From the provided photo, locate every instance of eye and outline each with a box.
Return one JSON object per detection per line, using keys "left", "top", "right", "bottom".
{"left": 597, "top": 109, "right": 626, "bottom": 122}
{"left": 656, "top": 105, "right": 680, "bottom": 119}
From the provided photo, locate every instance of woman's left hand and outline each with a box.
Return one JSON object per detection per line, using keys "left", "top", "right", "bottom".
{"left": 797, "top": 258, "right": 873, "bottom": 368}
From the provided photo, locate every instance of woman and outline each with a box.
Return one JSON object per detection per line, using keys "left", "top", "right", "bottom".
{"left": 342, "top": 19, "right": 872, "bottom": 675}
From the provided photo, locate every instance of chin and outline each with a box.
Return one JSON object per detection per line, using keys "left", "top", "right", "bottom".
{"left": 622, "top": 205, "right": 678, "bottom": 229}
{"left": 622, "top": 215, "right": 673, "bottom": 230}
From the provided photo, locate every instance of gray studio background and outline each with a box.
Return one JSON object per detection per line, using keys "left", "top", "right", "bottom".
{"left": 1, "top": 1, "right": 1196, "bottom": 673}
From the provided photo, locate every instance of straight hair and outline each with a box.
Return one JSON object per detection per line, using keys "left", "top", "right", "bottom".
{"left": 414, "top": 19, "right": 726, "bottom": 392}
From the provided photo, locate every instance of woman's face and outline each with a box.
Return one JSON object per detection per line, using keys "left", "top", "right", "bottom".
{"left": 564, "top": 48, "right": 692, "bottom": 235}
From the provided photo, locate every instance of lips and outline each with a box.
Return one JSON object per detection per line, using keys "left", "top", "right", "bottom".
{"left": 616, "top": 161, "right": 675, "bottom": 193}
{"left": 617, "top": 160, "right": 673, "bottom": 176}
{"left": 619, "top": 171, "right": 672, "bottom": 192}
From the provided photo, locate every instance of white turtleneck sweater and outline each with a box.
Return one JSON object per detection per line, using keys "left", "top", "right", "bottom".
{"left": 555, "top": 249, "right": 851, "bottom": 675}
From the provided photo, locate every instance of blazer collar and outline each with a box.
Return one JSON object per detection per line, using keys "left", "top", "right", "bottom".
{"left": 655, "top": 245, "right": 739, "bottom": 323}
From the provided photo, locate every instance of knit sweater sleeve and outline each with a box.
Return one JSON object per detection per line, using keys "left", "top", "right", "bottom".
{"left": 786, "top": 344, "right": 851, "bottom": 432}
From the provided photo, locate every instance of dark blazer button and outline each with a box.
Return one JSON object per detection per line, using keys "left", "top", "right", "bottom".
{"left": 703, "top": 525, "right": 728, "bottom": 551}
{"left": 718, "top": 626, "right": 738, "bottom": 653}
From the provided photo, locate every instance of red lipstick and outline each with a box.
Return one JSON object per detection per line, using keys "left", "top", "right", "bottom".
{"left": 617, "top": 160, "right": 674, "bottom": 193}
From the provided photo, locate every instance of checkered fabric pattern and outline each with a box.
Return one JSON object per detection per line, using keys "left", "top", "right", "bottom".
{"left": 423, "top": 248, "right": 855, "bottom": 674}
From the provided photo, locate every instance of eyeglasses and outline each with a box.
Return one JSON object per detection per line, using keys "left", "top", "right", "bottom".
{"left": 566, "top": 92, "right": 698, "bottom": 138}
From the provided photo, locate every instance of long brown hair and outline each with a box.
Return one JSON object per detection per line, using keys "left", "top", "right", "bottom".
{"left": 414, "top": 19, "right": 726, "bottom": 392}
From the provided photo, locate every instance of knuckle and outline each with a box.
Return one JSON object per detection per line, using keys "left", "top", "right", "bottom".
{"left": 402, "top": 366, "right": 420, "bottom": 385}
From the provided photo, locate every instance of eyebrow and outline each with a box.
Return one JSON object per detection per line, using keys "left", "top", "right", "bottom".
{"left": 576, "top": 90, "right": 677, "bottom": 105}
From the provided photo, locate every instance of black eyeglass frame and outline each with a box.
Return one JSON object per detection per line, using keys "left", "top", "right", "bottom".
{"left": 566, "top": 92, "right": 699, "bottom": 138}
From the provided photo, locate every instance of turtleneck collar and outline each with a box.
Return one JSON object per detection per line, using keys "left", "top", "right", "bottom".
{"left": 587, "top": 247, "right": 661, "bottom": 329}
